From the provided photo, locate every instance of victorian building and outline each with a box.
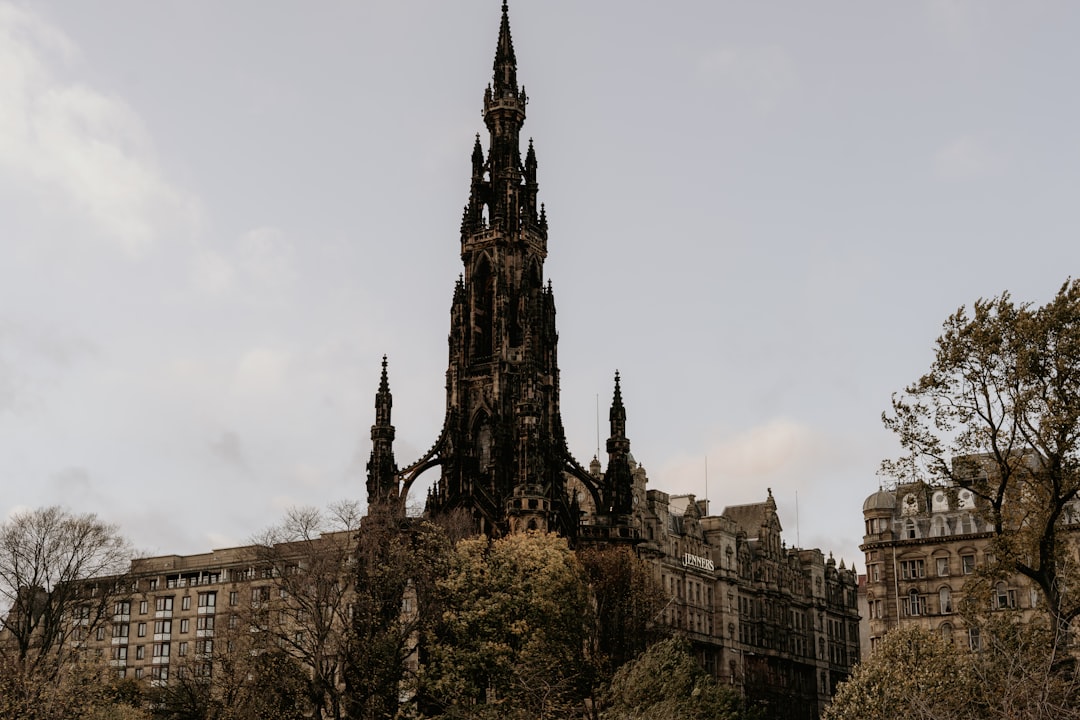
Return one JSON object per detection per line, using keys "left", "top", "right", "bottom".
{"left": 858, "top": 456, "right": 1079, "bottom": 654}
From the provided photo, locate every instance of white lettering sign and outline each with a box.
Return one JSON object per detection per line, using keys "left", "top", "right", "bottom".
{"left": 682, "top": 553, "right": 715, "bottom": 572}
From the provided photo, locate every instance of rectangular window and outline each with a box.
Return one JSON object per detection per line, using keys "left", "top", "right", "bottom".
{"left": 152, "top": 642, "right": 170, "bottom": 658}
{"left": 135, "top": 668, "right": 143, "bottom": 679}
{"left": 251, "top": 587, "right": 270, "bottom": 604}
{"left": 135, "top": 645, "right": 145, "bottom": 660}
{"left": 900, "top": 559, "right": 925, "bottom": 580}
{"left": 139, "top": 600, "right": 148, "bottom": 615}
{"left": 154, "top": 620, "right": 172, "bottom": 634}
{"left": 936, "top": 557, "right": 950, "bottom": 577}
{"left": 96, "top": 627, "right": 106, "bottom": 641}
{"left": 111, "top": 646, "right": 128, "bottom": 661}
{"left": 197, "top": 616, "right": 215, "bottom": 631}
{"left": 962, "top": 555, "right": 976, "bottom": 575}
{"left": 178, "top": 642, "right": 188, "bottom": 657}
{"left": 148, "top": 579, "right": 158, "bottom": 591}
{"left": 151, "top": 666, "right": 168, "bottom": 682}
{"left": 228, "top": 614, "right": 239, "bottom": 629}
{"left": 229, "top": 591, "right": 238, "bottom": 606}
{"left": 198, "top": 592, "right": 217, "bottom": 608}
{"left": 114, "top": 601, "right": 131, "bottom": 616}
{"left": 155, "top": 597, "right": 174, "bottom": 612}
{"left": 994, "top": 587, "right": 1017, "bottom": 610}
{"left": 869, "top": 564, "right": 880, "bottom": 582}
{"left": 112, "top": 624, "right": 129, "bottom": 639}
{"left": 137, "top": 623, "right": 146, "bottom": 638}
{"left": 904, "top": 594, "right": 924, "bottom": 616}
{"left": 180, "top": 619, "right": 189, "bottom": 633}
{"left": 181, "top": 596, "right": 191, "bottom": 611}
{"left": 969, "top": 627, "right": 982, "bottom": 651}
{"left": 196, "top": 639, "right": 213, "bottom": 655}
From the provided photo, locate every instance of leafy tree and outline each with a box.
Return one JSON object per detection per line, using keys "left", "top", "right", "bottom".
{"left": 0, "top": 652, "right": 152, "bottom": 720}
{"left": 0, "top": 506, "right": 131, "bottom": 717}
{"left": 418, "top": 531, "right": 593, "bottom": 720}
{"left": 345, "top": 511, "right": 453, "bottom": 720}
{"left": 883, "top": 279, "right": 1080, "bottom": 638}
{"left": 826, "top": 625, "right": 976, "bottom": 720}
{"left": 578, "top": 544, "right": 668, "bottom": 680}
{"left": 601, "top": 636, "right": 756, "bottom": 720}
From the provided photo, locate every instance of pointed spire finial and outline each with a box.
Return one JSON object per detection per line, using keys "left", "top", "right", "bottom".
{"left": 493, "top": 0, "right": 518, "bottom": 96}
{"left": 379, "top": 355, "right": 390, "bottom": 393}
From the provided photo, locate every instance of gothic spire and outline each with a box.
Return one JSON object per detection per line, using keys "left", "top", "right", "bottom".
{"left": 609, "top": 370, "right": 626, "bottom": 441}
{"left": 493, "top": 0, "right": 517, "bottom": 97}
{"left": 367, "top": 356, "right": 399, "bottom": 512}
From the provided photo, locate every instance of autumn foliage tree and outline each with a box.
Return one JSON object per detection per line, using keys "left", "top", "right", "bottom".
{"left": 418, "top": 531, "right": 593, "bottom": 720}
{"left": 577, "top": 544, "right": 667, "bottom": 679}
{"left": 883, "top": 279, "right": 1080, "bottom": 639}
{"left": 601, "top": 636, "right": 757, "bottom": 720}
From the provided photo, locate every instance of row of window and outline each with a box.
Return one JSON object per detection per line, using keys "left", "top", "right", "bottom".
{"left": 866, "top": 554, "right": 980, "bottom": 583}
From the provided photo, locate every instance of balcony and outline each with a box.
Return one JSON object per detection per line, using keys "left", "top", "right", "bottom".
{"left": 196, "top": 629, "right": 214, "bottom": 639}
{"left": 113, "top": 613, "right": 131, "bottom": 623}
{"left": 155, "top": 610, "right": 172, "bottom": 619}
{"left": 153, "top": 633, "right": 171, "bottom": 642}
{"left": 151, "top": 656, "right": 170, "bottom": 665}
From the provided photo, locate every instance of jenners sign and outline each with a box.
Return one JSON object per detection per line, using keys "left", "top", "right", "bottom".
{"left": 682, "top": 553, "right": 714, "bottom": 572}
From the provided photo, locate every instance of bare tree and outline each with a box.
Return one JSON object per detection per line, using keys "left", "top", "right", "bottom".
{"left": 247, "top": 501, "right": 362, "bottom": 720}
{"left": 0, "top": 506, "right": 131, "bottom": 716}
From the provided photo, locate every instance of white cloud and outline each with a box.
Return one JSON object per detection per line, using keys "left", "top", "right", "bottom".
{"left": 0, "top": 2, "right": 197, "bottom": 255}
{"left": 232, "top": 348, "right": 290, "bottom": 397}
{"left": 697, "top": 45, "right": 796, "bottom": 113}
{"left": 934, "top": 133, "right": 1004, "bottom": 181}
{"left": 238, "top": 227, "right": 295, "bottom": 292}
{"left": 191, "top": 248, "right": 236, "bottom": 295}
{"left": 189, "top": 227, "right": 295, "bottom": 302}
{"left": 656, "top": 418, "right": 842, "bottom": 502}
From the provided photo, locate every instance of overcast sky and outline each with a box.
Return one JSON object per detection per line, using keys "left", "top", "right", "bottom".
{"left": 2, "top": 1, "right": 1078, "bottom": 572}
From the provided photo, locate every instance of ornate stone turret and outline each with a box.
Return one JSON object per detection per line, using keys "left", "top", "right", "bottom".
{"left": 366, "top": 356, "right": 400, "bottom": 512}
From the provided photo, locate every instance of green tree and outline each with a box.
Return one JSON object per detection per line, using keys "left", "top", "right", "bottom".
{"left": 883, "top": 279, "right": 1080, "bottom": 638}
{"left": 577, "top": 544, "right": 667, "bottom": 681}
{"left": 601, "top": 636, "right": 756, "bottom": 720}
{"left": 345, "top": 512, "right": 453, "bottom": 720}
{"left": 826, "top": 625, "right": 976, "bottom": 720}
{"left": 419, "top": 531, "right": 592, "bottom": 720}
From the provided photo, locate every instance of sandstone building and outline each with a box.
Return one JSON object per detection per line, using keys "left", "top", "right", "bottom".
{"left": 858, "top": 460, "right": 1077, "bottom": 653}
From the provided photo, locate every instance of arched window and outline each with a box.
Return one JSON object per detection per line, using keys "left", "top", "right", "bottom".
{"left": 939, "top": 586, "right": 953, "bottom": 614}
{"left": 940, "top": 622, "right": 954, "bottom": 644}
{"left": 930, "top": 516, "right": 949, "bottom": 537}
{"left": 905, "top": 589, "right": 923, "bottom": 616}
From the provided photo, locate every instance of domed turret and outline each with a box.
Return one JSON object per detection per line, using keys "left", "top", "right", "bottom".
{"left": 863, "top": 489, "right": 896, "bottom": 513}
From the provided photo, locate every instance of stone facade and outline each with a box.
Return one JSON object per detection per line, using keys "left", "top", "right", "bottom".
{"left": 858, "top": 474, "right": 1072, "bottom": 653}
